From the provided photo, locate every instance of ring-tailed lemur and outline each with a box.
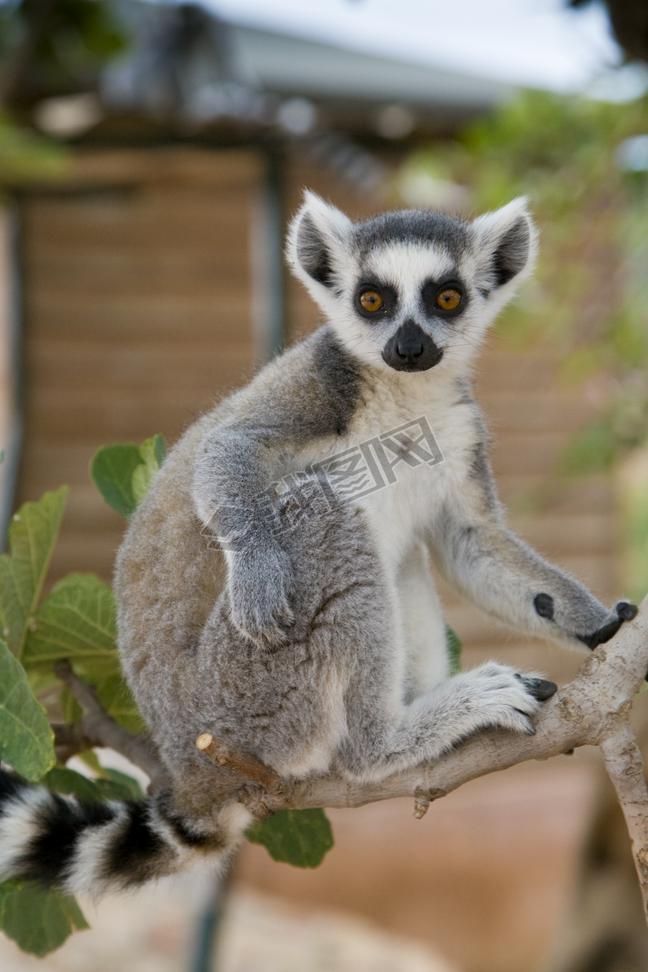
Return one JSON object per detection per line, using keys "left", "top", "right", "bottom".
{"left": 0, "top": 192, "right": 637, "bottom": 897}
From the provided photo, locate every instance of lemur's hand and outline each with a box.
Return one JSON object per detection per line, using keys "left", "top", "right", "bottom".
{"left": 533, "top": 593, "right": 638, "bottom": 649}
{"left": 227, "top": 541, "right": 295, "bottom": 645}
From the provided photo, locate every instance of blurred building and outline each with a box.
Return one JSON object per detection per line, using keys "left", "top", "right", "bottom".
{"left": 2, "top": 0, "right": 515, "bottom": 575}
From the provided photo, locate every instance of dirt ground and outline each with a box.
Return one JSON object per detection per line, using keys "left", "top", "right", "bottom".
{"left": 0, "top": 884, "right": 458, "bottom": 972}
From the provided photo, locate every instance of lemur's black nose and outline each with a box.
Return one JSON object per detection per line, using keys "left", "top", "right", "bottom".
{"left": 396, "top": 320, "right": 425, "bottom": 361}
{"left": 381, "top": 319, "right": 443, "bottom": 372}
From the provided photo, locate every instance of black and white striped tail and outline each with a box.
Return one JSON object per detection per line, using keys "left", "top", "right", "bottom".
{"left": 0, "top": 768, "right": 249, "bottom": 896}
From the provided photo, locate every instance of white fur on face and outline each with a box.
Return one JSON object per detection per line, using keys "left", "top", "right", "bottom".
{"left": 327, "top": 239, "right": 491, "bottom": 375}
{"left": 366, "top": 241, "right": 456, "bottom": 293}
{"left": 287, "top": 192, "right": 537, "bottom": 376}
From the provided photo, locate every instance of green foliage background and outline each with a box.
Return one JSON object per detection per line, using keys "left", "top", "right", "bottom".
{"left": 0, "top": 441, "right": 165, "bottom": 954}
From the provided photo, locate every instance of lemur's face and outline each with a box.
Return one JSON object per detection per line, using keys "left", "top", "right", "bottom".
{"left": 287, "top": 193, "right": 537, "bottom": 375}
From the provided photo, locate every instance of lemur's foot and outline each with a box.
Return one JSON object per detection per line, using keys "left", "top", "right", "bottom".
{"left": 577, "top": 600, "right": 638, "bottom": 650}
{"left": 455, "top": 662, "right": 557, "bottom": 737}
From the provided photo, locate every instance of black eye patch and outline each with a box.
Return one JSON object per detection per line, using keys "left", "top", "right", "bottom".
{"left": 421, "top": 277, "right": 468, "bottom": 319}
{"left": 353, "top": 280, "right": 398, "bottom": 320}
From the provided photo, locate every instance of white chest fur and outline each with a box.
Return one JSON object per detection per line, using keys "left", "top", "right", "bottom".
{"left": 292, "top": 370, "right": 477, "bottom": 575}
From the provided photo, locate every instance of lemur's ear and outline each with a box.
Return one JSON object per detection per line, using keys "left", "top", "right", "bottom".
{"left": 287, "top": 191, "right": 352, "bottom": 289}
{"left": 471, "top": 197, "right": 538, "bottom": 291}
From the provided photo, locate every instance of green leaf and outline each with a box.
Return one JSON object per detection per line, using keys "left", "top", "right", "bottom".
{"left": 0, "top": 638, "right": 54, "bottom": 780}
{"left": 132, "top": 434, "right": 167, "bottom": 505}
{"left": 91, "top": 435, "right": 166, "bottom": 517}
{"left": 46, "top": 764, "right": 143, "bottom": 803}
{"left": 23, "top": 572, "right": 117, "bottom": 669}
{"left": 0, "top": 487, "right": 68, "bottom": 657}
{"left": 151, "top": 433, "right": 167, "bottom": 468}
{"left": 21, "top": 570, "right": 144, "bottom": 734}
{"left": 77, "top": 749, "right": 103, "bottom": 775}
{"left": 94, "top": 768, "right": 144, "bottom": 802}
{"left": 95, "top": 675, "right": 145, "bottom": 734}
{"left": 44, "top": 766, "right": 101, "bottom": 801}
{"left": 0, "top": 880, "right": 87, "bottom": 956}
{"left": 446, "top": 625, "right": 462, "bottom": 675}
{"left": 90, "top": 444, "right": 142, "bottom": 517}
{"left": 61, "top": 686, "right": 83, "bottom": 725}
{"left": 247, "top": 808, "right": 333, "bottom": 868}
{"left": 27, "top": 666, "right": 58, "bottom": 697}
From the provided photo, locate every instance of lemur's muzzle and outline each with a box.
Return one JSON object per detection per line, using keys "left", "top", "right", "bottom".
{"left": 382, "top": 319, "right": 444, "bottom": 372}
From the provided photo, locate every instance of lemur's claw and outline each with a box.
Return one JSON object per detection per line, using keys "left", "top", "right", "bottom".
{"left": 578, "top": 600, "right": 638, "bottom": 650}
{"left": 523, "top": 677, "right": 558, "bottom": 702}
{"left": 520, "top": 720, "right": 537, "bottom": 736}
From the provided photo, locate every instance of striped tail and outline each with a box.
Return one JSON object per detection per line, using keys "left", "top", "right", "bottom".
{"left": 0, "top": 768, "right": 250, "bottom": 896}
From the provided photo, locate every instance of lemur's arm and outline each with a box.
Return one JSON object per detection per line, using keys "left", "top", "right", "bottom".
{"left": 428, "top": 444, "right": 636, "bottom": 650}
{"left": 193, "top": 422, "right": 282, "bottom": 552}
{"left": 193, "top": 420, "right": 298, "bottom": 644}
{"left": 192, "top": 330, "right": 362, "bottom": 645}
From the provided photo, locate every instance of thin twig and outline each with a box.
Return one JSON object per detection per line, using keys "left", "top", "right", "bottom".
{"left": 52, "top": 722, "right": 90, "bottom": 763}
{"left": 55, "top": 661, "right": 167, "bottom": 787}
{"left": 196, "top": 733, "right": 283, "bottom": 793}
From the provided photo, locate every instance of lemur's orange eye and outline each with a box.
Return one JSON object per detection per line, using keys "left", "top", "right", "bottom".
{"left": 359, "top": 290, "right": 384, "bottom": 313}
{"left": 436, "top": 288, "right": 462, "bottom": 312}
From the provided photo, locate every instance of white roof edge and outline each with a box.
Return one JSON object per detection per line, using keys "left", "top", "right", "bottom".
{"left": 230, "top": 22, "right": 515, "bottom": 110}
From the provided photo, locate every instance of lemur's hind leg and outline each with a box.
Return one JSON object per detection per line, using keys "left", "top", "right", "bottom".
{"left": 337, "top": 653, "right": 557, "bottom": 785}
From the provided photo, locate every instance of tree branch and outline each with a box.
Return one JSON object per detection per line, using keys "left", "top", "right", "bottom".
{"left": 197, "top": 595, "right": 648, "bottom": 921}
{"left": 601, "top": 725, "right": 648, "bottom": 922}
{"left": 52, "top": 722, "right": 90, "bottom": 764}
{"left": 54, "top": 662, "right": 166, "bottom": 788}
